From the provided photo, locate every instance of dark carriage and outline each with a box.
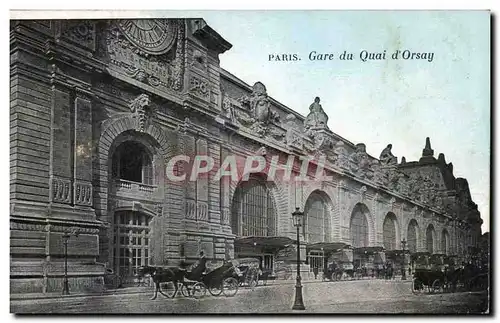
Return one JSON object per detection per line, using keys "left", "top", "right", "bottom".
{"left": 411, "top": 268, "right": 447, "bottom": 294}
{"left": 233, "top": 258, "right": 261, "bottom": 288}
{"left": 137, "top": 258, "right": 240, "bottom": 300}
{"left": 178, "top": 260, "right": 240, "bottom": 298}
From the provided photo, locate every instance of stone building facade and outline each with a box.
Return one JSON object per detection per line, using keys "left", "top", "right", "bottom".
{"left": 10, "top": 18, "right": 483, "bottom": 293}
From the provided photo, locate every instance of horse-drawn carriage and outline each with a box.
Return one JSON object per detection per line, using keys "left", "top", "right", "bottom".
{"left": 323, "top": 262, "right": 355, "bottom": 281}
{"left": 411, "top": 263, "right": 488, "bottom": 294}
{"left": 232, "top": 258, "right": 261, "bottom": 288}
{"left": 137, "top": 256, "right": 241, "bottom": 300}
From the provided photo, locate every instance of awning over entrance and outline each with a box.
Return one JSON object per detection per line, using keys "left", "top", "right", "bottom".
{"left": 234, "top": 236, "right": 297, "bottom": 248}
{"left": 307, "top": 242, "right": 350, "bottom": 252}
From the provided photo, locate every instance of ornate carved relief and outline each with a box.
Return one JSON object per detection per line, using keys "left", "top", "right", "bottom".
{"left": 74, "top": 182, "right": 92, "bottom": 206}
{"left": 284, "top": 114, "right": 304, "bottom": 150}
{"left": 333, "top": 141, "right": 350, "bottom": 170}
{"left": 61, "top": 20, "right": 96, "bottom": 51}
{"left": 105, "top": 19, "right": 185, "bottom": 92}
{"left": 10, "top": 221, "right": 46, "bottom": 232}
{"left": 189, "top": 76, "right": 210, "bottom": 100}
{"left": 349, "top": 143, "right": 373, "bottom": 179}
{"left": 156, "top": 204, "right": 164, "bottom": 217}
{"left": 233, "top": 82, "right": 281, "bottom": 138}
{"left": 51, "top": 177, "right": 72, "bottom": 204}
{"left": 129, "top": 94, "right": 155, "bottom": 132}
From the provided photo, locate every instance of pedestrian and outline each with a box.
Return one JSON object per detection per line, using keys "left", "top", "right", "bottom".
{"left": 313, "top": 266, "right": 319, "bottom": 280}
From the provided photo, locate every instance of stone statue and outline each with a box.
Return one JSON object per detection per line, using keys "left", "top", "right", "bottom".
{"left": 379, "top": 144, "right": 398, "bottom": 165}
{"left": 371, "top": 160, "right": 388, "bottom": 185}
{"left": 350, "top": 143, "right": 372, "bottom": 177}
{"left": 304, "top": 97, "right": 329, "bottom": 130}
{"left": 334, "top": 141, "right": 349, "bottom": 169}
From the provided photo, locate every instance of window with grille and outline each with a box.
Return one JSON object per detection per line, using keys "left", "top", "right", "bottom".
{"left": 304, "top": 193, "right": 327, "bottom": 244}
{"left": 231, "top": 177, "right": 276, "bottom": 237}
{"left": 350, "top": 206, "right": 369, "bottom": 248}
{"left": 112, "top": 141, "right": 153, "bottom": 185}
{"left": 407, "top": 220, "right": 418, "bottom": 253}
{"left": 441, "top": 230, "right": 449, "bottom": 255}
{"left": 426, "top": 225, "right": 435, "bottom": 254}
{"left": 113, "top": 211, "right": 151, "bottom": 277}
{"left": 383, "top": 213, "right": 397, "bottom": 250}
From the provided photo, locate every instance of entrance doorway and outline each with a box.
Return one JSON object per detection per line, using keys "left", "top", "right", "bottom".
{"left": 307, "top": 250, "right": 324, "bottom": 272}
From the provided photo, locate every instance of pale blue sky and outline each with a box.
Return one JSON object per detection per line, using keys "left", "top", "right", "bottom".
{"left": 156, "top": 10, "right": 490, "bottom": 232}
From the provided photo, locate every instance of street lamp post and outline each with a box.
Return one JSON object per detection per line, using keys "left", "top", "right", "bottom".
{"left": 62, "top": 228, "right": 79, "bottom": 295}
{"left": 401, "top": 238, "right": 407, "bottom": 280}
{"left": 292, "top": 207, "right": 305, "bottom": 310}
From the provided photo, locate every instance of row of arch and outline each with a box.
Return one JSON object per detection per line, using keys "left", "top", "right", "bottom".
{"left": 230, "top": 175, "right": 452, "bottom": 255}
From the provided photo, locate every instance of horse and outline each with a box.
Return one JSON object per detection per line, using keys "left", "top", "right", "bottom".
{"left": 137, "top": 265, "right": 187, "bottom": 300}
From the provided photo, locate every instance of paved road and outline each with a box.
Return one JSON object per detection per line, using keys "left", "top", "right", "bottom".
{"left": 11, "top": 280, "right": 489, "bottom": 314}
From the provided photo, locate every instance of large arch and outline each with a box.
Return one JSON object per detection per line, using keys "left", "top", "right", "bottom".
{"left": 407, "top": 219, "right": 419, "bottom": 253}
{"left": 96, "top": 114, "right": 172, "bottom": 219}
{"left": 426, "top": 224, "right": 436, "bottom": 254}
{"left": 383, "top": 212, "right": 398, "bottom": 250}
{"left": 230, "top": 173, "right": 278, "bottom": 237}
{"left": 350, "top": 203, "right": 371, "bottom": 248}
{"left": 303, "top": 190, "right": 333, "bottom": 244}
{"left": 96, "top": 113, "right": 175, "bottom": 267}
{"left": 228, "top": 170, "right": 288, "bottom": 236}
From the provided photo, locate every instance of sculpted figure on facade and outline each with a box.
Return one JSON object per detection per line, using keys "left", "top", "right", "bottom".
{"left": 371, "top": 160, "right": 388, "bottom": 186}
{"left": 350, "top": 143, "right": 373, "bottom": 179}
{"left": 129, "top": 93, "right": 154, "bottom": 132}
{"left": 379, "top": 144, "right": 398, "bottom": 165}
{"left": 304, "top": 97, "right": 329, "bottom": 132}
{"left": 333, "top": 141, "right": 350, "bottom": 170}
{"left": 284, "top": 114, "right": 304, "bottom": 150}
{"left": 395, "top": 172, "right": 410, "bottom": 196}
{"left": 221, "top": 96, "right": 234, "bottom": 120}
{"left": 236, "top": 82, "right": 281, "bottom": 138}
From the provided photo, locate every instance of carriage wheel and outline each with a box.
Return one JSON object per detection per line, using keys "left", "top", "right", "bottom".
{"left": 160, "top": 281, "right": 177, "bottom": 298}
{"left": 191, "top": 282, "right": 207, "bottom": 299}
{"left": 412, "top": 278, "right": 425, "bottom": 294}
{"left": 331, "top": 273, "right": 337, "bottom": 282}
{"left": 222, "top": 277, "right": 239, "bottom": 297}
{"left": 180, "top": 284, "right": 191, "bottom": 298}
{"left": 208, "top": 283, "right": 223, "bottom": 296}
{"left": 431, "top": 279, "right": 442, "bottom": 294}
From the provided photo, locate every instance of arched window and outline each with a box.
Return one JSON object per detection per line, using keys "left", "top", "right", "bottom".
{"left": 350, "top": 204, "right": 369, "bottom": 248}
{"left": 407, "top": 220, "right": 418, "bottom": 253}
{"left": 112, "top": 141, "right": 153, "bottom": 185}
{"left": 304, "top": 192, "right": 329, "bottom": 244}
{"left": 231, "top": 176, "right": 276, "bottom": 237}
{"left": 441, "top": 229, "right": 449, "bottom": 255}
{"left": 113, "top": 210, "right": 151, "bottom": 277}
{"left": 383, "top": 213, "right": 397, "bottom": 250}
{"left": 426, "top": 224, "right": 435, "bottom": 254}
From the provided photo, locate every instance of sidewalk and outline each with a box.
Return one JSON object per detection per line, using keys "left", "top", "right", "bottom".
{"left": 10, "top": 286, "right": 151, "bottom": 301}
{"left": 11, "top": 277, "right": 411, "bottom": 301}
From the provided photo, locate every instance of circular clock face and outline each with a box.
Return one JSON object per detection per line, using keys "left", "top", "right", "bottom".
{"left": 118, "top": 19, "right": 177, "bottom": 55}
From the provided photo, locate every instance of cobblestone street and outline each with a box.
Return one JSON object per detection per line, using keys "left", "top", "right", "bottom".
{"left": 11, "top": 279, "right": 489, "bottom": 314}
